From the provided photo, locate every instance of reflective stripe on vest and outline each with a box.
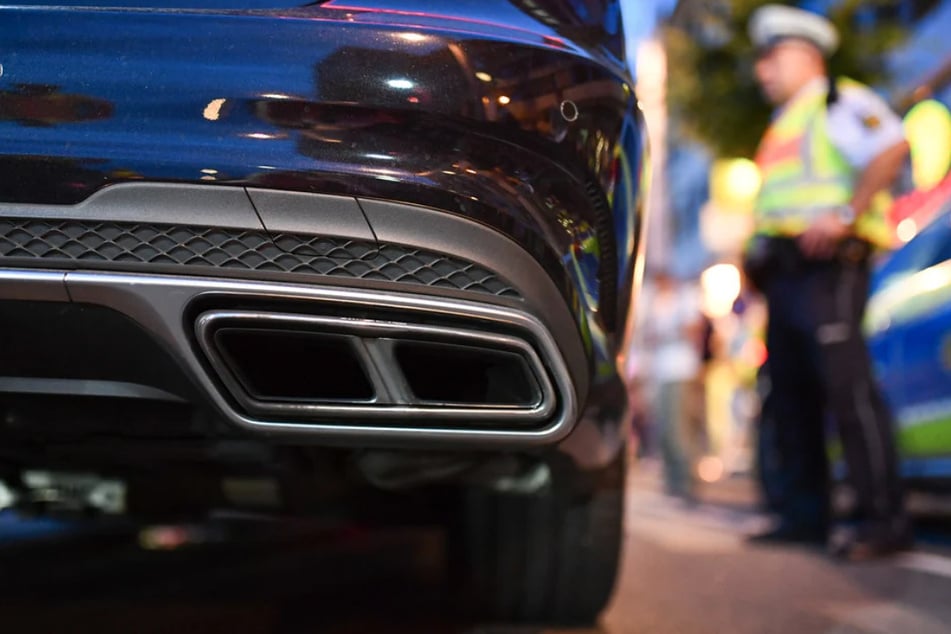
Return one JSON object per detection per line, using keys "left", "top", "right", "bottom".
{"left": 753, "top": 78, "right": 894, "bottom": 249}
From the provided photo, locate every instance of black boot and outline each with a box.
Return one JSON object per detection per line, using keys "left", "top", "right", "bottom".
{"left": 828, "top": 516, "right": 913, "bottom": 561}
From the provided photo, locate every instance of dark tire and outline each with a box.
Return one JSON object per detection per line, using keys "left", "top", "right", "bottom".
{"left": 452, "top": 451, "right": 625, "bottom": 627}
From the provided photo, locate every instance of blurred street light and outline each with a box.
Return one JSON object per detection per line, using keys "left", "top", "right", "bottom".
{"left": 701, "top": 263, "right": 741, "bottom": 318}
{"left": 710, "top": 158, "right": 761, "bottom": 212}
{"left": 699, "top": 158, "right": 760, "bottom": 254}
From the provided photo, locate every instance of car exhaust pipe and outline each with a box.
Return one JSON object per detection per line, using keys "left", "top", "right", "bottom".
{"left": 195, "top": 310, "right": 557, "bottom": 427}
{"left": 211, "top": 327, "right": 377, "bottom": 404}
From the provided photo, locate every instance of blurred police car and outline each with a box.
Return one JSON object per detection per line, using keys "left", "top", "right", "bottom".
{"left": 867, "top": 175, "right": 951, "bottom": 485}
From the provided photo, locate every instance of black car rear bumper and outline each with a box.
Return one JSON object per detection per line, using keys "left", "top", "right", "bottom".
{"left": 0, "top": 183, "right": 594, "bottom": 447}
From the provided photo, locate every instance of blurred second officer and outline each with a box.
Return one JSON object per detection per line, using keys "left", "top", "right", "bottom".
{"left": 744, "top": 5, "right": 910, "bottom": 559}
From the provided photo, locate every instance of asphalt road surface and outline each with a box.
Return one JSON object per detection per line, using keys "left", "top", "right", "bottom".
{"left": 2, "top": 465, "right": 951, "bottom": 633}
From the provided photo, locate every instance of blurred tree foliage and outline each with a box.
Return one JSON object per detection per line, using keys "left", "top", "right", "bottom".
{"left": 666, "top": 0, "right": 911, "bottom": 158}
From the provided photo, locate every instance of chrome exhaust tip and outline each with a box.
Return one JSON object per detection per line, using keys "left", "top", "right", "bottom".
{"left": 195, "top": 310, "right": 558, "bottom": 426}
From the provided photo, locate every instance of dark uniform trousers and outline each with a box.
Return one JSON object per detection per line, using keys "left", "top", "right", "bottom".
{"left": 763, "top": 239, "right": 903, "bottom": 532}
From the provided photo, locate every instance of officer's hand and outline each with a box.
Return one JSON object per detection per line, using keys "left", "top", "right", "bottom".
{"left": 798, "top": 213, "right": 851, "bottom": 259}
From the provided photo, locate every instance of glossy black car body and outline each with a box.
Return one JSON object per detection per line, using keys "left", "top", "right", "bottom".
{"left": 0, "top": 0, "right": 647, "bottom": 623}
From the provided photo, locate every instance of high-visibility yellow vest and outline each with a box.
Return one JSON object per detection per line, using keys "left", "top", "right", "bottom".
{"left": 753, "top": 78, "right": 894, "bottom": 249}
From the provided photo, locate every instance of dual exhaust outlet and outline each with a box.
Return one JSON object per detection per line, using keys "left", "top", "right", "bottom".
{"left": 195, "top": 310, "right": 559, "bottom": 428}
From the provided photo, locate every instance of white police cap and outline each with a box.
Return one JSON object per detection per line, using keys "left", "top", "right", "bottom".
{"left": 749, "top": 5, "right": 839, "bottom": 57}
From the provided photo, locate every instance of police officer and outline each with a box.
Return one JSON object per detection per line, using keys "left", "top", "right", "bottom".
{"left": 744, "top": 5, "right": 911, "bottom": 559}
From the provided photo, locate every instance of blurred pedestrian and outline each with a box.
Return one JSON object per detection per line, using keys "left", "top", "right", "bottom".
{"left": 644, "top": 270, "right": 705, "bottom": 503}
{"left": 743, "top": 5, "right": 911, "bottom": 559}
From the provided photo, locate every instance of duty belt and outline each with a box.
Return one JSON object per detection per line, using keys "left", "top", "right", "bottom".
{"left": 743, "top": 235, "right": 871, "bottom": 290}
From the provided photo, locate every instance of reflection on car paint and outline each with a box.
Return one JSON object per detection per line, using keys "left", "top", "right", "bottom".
{"left": 0, "top": 2, "right": 646, "bottom": 377}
